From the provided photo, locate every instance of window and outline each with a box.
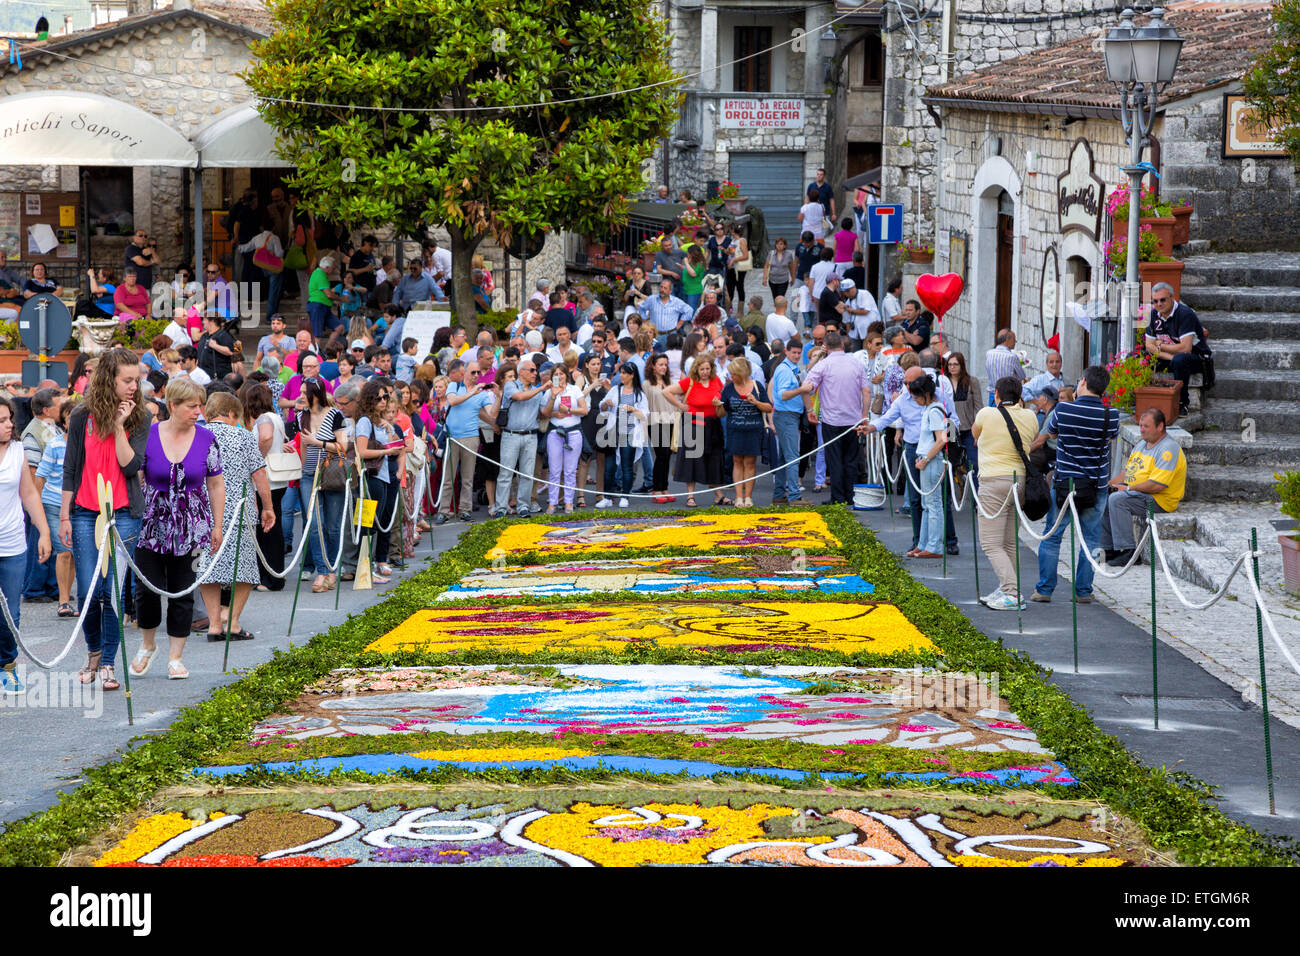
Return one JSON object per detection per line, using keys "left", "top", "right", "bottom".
{"left": 85, "top": 167, "right": 133, "bottom": 236}
{"left": 862, "top": 34, "right": 883, "bottom": 86}
{"left": 733, "top": 26, "right": 772, "bottom": 93}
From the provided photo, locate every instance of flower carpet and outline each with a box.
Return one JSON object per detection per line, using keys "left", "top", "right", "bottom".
{"left": 42, "top": 507, "right": 1281, "bottom": 869}
{"left": 438, "top": 555, "right": 873, "bottom": 600}
{"left": 83, "top": 787, "right": 1148, "bottom": 868}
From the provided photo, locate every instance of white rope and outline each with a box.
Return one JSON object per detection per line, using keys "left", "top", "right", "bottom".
{"left": 1240, "top": 547, "right": 1300, "bottom": 678}
{"left": 1066, "top": 495, "right": 1152, "bottom": 579}
{"left": 4, "top": 528, "right": 109, "bottom": 670}
{"left": 1148, "top": 522, "right": 1256, "bottom": 612}
{"left": 252, "top": 479, "right": 321, "bottom": 579}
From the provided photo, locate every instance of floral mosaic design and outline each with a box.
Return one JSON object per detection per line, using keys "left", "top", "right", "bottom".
{"left": 253, "top": 665, "right": 1046, "bottom": 754}
{"left": 366, "top": 602, "right": 935, "bottom": 657}
{"left": 439, "top": 555, "right": 873, "bottom": 600}
{"left": 93, "top": 792, "right": 1142, "bottom": 867}
{"left": 488, "top": 513, "right": 840, "bottom": 558}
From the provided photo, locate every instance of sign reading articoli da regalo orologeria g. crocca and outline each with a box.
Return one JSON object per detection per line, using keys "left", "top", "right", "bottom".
{"left": 719, "top": 98, "right": 805, "bottom": 129}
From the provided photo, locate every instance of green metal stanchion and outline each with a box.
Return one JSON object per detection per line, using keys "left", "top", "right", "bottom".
{"left": 941, "top": 460, "right": 949, "bottom": 579}
{"left": 108, "top": 534, "right": 133, "bottom": 727}
{"left": 1013, "top": 471, "right": 1022, "bottom": 633}
{"left": 394, "top": 484, "right": 406, "bottom": 572}
{"left": 1149, "top": 500, "right": 1159, "bottom": 730}
{"left": 1069, "top": 479, "right": 1078, "bottom": 674}
{"left": 970, "top": 475, "right": 981, "bottom": 603}
{"left": 222, "top": 485, "right": 248, "bottom": 674}
{"left": 1251, "top": 527, "right": 1276, "bottom": 814}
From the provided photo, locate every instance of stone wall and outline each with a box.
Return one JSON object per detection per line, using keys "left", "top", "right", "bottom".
{"left": 0, "top": 13, "right": 260, "bottom": 270}
{"left": 883, "top": 3, "right": 1115, "bottom": 245}
{"left": 1161, "top": 88, "right": 1300, "bottom": 252}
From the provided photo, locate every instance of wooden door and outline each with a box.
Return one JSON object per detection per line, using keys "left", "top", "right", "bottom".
{"left": 996, "top": 213, "right": 1014, "bottom": 335}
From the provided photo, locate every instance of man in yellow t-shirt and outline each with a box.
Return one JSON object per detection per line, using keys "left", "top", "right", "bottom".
{"left": 1102, "top": 408, "right": 1186, "bottom": 565}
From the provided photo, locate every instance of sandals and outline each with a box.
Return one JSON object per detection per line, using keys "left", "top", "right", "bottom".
{"left": 575, "top": 495, "right": 586, "bottom": 508}
{"left": 686, "top": 496, "right": 698, "bottom": 507}
{"left": 130, "top": 646, "right": 157, "bottom": 677}
{"left": 57, "top": 602, "right": 76, "bottom": 618}
{"left": 167, "top": 659, "right": 189, "bottom": 680}
{"left": 376, "top": 564, "right": 394, "bottom": 578}
{"left": 372, "top": 574, "right": 392, "bottom": 585}
{"left": 100, "top": 666, "right": 121, "bottom": 691}
{"left": 79, "top": 651, "right": 101, "bottom": 685}
{"left": 715, "top": 496, "right": 734, "bottom": 506}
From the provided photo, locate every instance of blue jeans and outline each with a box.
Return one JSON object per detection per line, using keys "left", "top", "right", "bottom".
{"left": 0, "top": 553, "right": 25, "bottom": 668}
{"left": 916, "top": 455, "right": 945, "bottom": 553}
{"left": 1036, "top": 486, "right": 1108, "bottom": 598}
{"left": 264, "top": 267, "right": 284, "bottom": 320}
{"left": 23, "top": 515, "right": 57, "bottom": 598}
{"left": 773, "top": 410, "right": 802, "bottom": 500}
{"left": 617, "top": 444, "right": 638, "bottom": 495}
{"left": 307, "top": 302, "right": 333, "bottom": 339}
{"left": 71, "top": 508, "right": 139, "bottom": 669}
{"left": 307, "top": 489, "right": 345, "bottom": 575}
{"left": 282, "top": 483, "right": 305, "bottom": 559}
{"left": 960, "top": 429, "right": 979, "bottom": 491}
{"left": 684, "top": 292, "right": 701, "bottom": 311}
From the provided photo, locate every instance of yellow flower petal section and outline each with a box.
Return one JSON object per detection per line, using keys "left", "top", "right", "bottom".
{"left": 492, "top": 513, "right": 839, "bottom": 557}
{"left": 947, "top": 854, "right": 1126, "bottom": 867}
{"left": 93, "top": 811, "right": 225, "bottom": 866}
{"left": 368, "top": 601, "right": 936, "bottom": 656}
{"left": 522, "top": 801, "right": 819, "bottom": 866}
{"left": 407, "top": 748, "right": 592, "bottom": 762}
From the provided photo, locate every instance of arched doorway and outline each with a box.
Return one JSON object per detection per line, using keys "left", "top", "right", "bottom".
{"left": 995, "top": 191, "right": 1015, "bottom": 336}
{"left": 970, "top": 156, "right": 1021, "bottom": 359}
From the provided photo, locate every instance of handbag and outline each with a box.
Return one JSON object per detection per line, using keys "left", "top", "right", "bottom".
{"left": 733, "top": 249, "right": 753, "bottom": 273}
{"left": 253, "top": 244, "right": 284, "bottom": 274}
{"left": 264, "top": 451, "right": 302, "bottom": 484}
{"left": 407, "top": 434, "right": 428, "bottom": 472}
{"left": 320, "top": 449, "right": 349, "bottom": 492}
{"left": 283, "top": 245, "right": 307, "bottom": 270}
{"left": 996, "top": 405, "right": 1050, "bottom": 521}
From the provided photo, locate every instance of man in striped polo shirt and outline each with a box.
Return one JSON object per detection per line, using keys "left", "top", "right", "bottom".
{"left": 1027, "top": 365, "right": 1119, "bottom": 603}
{"left": 984, "top": 329, "right": 1025, "bottom": 406}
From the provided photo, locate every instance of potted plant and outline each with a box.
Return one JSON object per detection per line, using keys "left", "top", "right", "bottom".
{"left": 897, "top": 238, "right": 934, "bottom": 264}
{"left": 1102, "top": 349, "right": 1154, "bottom": 411}
{"left": 1170, "top": 200, "right": 1193, "bottom": 246}
{"left": 1105, "top": 225, "right": 1184, "bottom": 301}
{"left": 639, "top": 233, "right": 665, "bottom": 272}
{"left": 1277, "top": 470, "right": 1300, "bottom": 596}
{"left": 1135, "top": 374, "right": 1183, "bottom": 426}
{"left": 1107, "top": 183, "right": 1176, "bottom": 257}
{"left": 718, "top": 180, "right": 748, "bottom": 215}
{"left": 586, "top": 238, "right": 606, "bottom": 261}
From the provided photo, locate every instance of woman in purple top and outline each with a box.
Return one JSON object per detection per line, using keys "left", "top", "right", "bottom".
{"left": 129, "top": 376, "right": 224, "bottom": 681}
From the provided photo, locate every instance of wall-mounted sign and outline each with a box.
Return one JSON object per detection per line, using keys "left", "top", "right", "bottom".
{"left": 718, "top": 98, "right": 805, "bottom": 129}
{"left": 1039, "top": 246, "right": 1059, "bottom": 345}
{"left": 1222, "top": 93, "right": 1287, "bottom": 158}
{"left": 1056, "top": 138, "right": 1104, "bottom": 240}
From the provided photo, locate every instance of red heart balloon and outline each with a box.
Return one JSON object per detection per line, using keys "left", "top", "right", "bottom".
{"left": 915, "top": 273, "right": 964, "bottom": 320}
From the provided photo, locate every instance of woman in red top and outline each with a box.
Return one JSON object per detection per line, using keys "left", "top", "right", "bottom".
{"left": 59, "top": 347, "right": 151, "bottom": 690}
{"left": 665, "top": 351, "right": 728, "bottom": 507}
{"left": 113, "top": 267, "right": 151, "bottom": 322}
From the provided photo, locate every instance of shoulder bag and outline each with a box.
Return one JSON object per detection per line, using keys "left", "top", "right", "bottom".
{"left": 253, "top": 243, "right": 284, "bottom": 274}
{"left": 996, "top": 405, "right": 1050, "bottom": 521}
{"left": 265, "top": 450, "right": 302, "bottom": 484}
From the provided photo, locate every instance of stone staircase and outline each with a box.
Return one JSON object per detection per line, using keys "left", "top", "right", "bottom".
{"left": 1177, "top": 252, "right": 1300, "bottom": 502}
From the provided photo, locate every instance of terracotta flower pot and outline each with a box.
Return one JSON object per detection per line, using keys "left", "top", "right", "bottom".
{"left": 1281, "top": 532, "right": 1300, "bottom": 597}
{"left": 1138, "top": 258, "right": 1185, "bottom": 302}
{"left": 907, "top": 250, "right": 934, "bottom": 264}
{"left": 723, "top": 196, "right": 748, "bottom": 215}
{"left": 1171, "top": 204, "right": 1193, "bottom": 246}
{"left": 1134, "top": 381, "right": 1182, "bottom": 426}
{"left": 0, "top": 348, "right": 82, "bottom": 376}
{"left": 1114, "top": 215, "right": 1176, "bottom": 258}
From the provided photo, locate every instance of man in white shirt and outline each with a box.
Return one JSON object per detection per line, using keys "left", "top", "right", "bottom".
{"left": 881, "top": 277, "right": 902, "bottom": 324}
{"left": 546, "top": 325, "right": 582, "bottom": 367}
{"left": 808, "top": 247, "right": 837, "bottom": 301}
{"left": 765, "top": 296, "right": 798, "bottom": 345}
{"left": 840, "top": 278, "right": 880, "bottom": 348}
{"left": 424, "top": 240, "right": 452, "bottom": 293}
{"left": 162, "top": 308, "right": 193, "bottom": 350}
{"left": 177, "top": 346, "right": 211, "bottom": 387}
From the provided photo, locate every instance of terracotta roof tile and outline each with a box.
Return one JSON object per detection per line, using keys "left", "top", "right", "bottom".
{"left": 927, "top": 2, "right": 1276, "bottom": 111}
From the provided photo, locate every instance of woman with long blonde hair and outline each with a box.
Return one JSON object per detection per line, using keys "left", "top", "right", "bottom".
{"left": 59, "top": 347, "right": 152, "bottom": 690}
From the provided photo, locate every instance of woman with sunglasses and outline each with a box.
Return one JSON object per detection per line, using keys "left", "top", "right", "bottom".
{"left": 542, "top": 364, "right": 589, "bottom": 514}
{"left": 706, "top": 223, "right": 731, "bottom": 275}
{"left": 598, "top": 363, "right": 649, "bottom": 509}
{"left": 352, "top": 378, "right": 402, "bottom": 583}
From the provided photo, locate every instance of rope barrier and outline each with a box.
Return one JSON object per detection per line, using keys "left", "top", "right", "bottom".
{"left": 3, "top": 528, "right": 109, "bottom": 670}
{"left": 112, "top": 499, "right": 247, "bottom": 600}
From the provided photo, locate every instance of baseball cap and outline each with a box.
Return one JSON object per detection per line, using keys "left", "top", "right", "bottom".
{"left": 840, "top": 278, "right": 856, "bottom": 290}
{"left": 350, "top": 339, "right": 366, "bottom": 350}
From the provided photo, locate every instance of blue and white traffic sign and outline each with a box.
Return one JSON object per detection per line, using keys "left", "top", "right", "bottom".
{"left": 866, "top": 203, "right": 903, "bottom": 245}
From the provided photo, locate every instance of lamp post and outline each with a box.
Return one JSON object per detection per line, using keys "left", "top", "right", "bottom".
{"left": 1103, "top": 7, "right": 1183, "bottom": 354}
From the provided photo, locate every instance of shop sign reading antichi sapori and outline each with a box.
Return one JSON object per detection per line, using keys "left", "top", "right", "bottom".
{"left": 719, "top": 98, "right": 805, "bottom": 129}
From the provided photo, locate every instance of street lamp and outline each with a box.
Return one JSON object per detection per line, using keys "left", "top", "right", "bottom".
{"left": 1103, "top": 6, "right": 1183, "bottom": 354}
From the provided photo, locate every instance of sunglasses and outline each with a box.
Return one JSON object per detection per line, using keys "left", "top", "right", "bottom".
{"left": 206, "top": 270, "right": 220, "bottom": 275}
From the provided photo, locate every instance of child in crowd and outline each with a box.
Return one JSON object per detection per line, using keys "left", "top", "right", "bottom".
{"left": 396, "top": 336, "right": 418, "bottom": 383}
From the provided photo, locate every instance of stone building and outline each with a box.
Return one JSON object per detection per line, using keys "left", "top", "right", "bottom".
{"left": 921, "top": 2, "right": 1291, "bottom": 377}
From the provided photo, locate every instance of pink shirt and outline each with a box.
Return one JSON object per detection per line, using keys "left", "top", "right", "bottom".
{"left": 833, "top": 229, "right": 858, "bottom": 264}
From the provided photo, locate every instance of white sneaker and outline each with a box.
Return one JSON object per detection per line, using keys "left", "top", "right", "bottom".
{"left": 595, "top": 497, "right": 613, "bottom": 509}
{"left": 987, "top": 592, "right": 1026, "bottom": 612}
{"left": 619, "top": 497, "right": 630, "bottom": 508}
{"left": 979, "top": 588, "right": 1005, "bottom": 607}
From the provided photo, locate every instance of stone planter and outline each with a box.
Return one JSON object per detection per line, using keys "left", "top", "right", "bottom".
{"left": 0, "top": 348, "right": 81, "bottom": 376}
{"left": 1171, "top": 204, "right": 1193, "bottom": 246}
{"left": 722, "top": 196, "right": 748, "bottom": 215}
{"left": 1114, "top": 215, "right": 1177, "bottom": 258}
{"left": 1281, "top": 532, "right": 1300, "bottom": 597}
{"left": 1137, "top": 258, "right": 1184, "bottom": 302}
{"left": 1134, "top": 380, "right": 1182, "bottom": 427}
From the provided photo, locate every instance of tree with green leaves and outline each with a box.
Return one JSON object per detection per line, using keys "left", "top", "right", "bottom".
{"left": 1243, "top": 0, "right": 1300, "bottom": 164}
{"left": 246, "top": 0, "right": 680, "bottom": 320}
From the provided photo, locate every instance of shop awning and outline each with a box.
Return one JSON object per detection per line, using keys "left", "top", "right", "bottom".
{"left": 191, "top": 105, "right": 286, "bottom": 168}
{"left": 0, "top": 90, "right": 197, "bottom": 167}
